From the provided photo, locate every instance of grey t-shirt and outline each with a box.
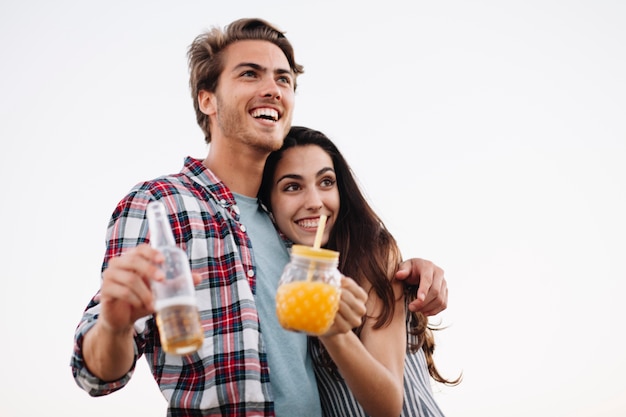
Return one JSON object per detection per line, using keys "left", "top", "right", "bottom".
{"left": 234, "top": 193, "right": 322, "bottom": 417}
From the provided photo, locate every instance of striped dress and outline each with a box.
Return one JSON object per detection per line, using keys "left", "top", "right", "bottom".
{"left": 310, "top": 314, "right": 446, "bottom": 417}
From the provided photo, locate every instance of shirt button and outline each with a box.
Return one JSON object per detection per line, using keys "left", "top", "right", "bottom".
{"left": 233, "top": 205, "right": 240, "bottom": 215}
{"left": 240, "top": 224, "right": 247, "bottom": 232}
{"left": 247, "top": 269, "right": 255, "bottom": 278}
{"left": 219, "top": 199, "right": 227, "bottom": 205}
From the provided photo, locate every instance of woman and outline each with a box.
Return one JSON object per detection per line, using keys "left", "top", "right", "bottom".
{"left": 259, "top": 126, "right": 461, "bottom": 417}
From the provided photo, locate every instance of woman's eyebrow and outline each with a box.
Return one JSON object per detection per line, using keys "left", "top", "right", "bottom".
{"left": 276, "top": 173, "right": 303, "bottom": 184}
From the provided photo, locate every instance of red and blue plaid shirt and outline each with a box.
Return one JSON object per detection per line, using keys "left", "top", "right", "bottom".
{"left": 71, "top": 157, "right": 274, "bottom": 416}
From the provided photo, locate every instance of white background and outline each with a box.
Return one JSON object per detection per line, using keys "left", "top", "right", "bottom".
{"left": 1, "top": 1, "right": 625, "bottom": 416}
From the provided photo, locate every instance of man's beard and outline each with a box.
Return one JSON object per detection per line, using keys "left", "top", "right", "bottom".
{"left": 215, "top": 98, "right": 288, "bottom": 153}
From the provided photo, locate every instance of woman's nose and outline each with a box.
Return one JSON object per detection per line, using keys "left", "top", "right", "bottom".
{"left": 304, "top": 190, "right": 323, "bottom": 210}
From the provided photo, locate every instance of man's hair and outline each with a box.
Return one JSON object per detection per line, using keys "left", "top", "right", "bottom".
{"left": 187, "top": 18, "right": 304, "bottom": 144}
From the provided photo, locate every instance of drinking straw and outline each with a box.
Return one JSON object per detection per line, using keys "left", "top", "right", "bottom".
{"left": 313, "top": 214, "right": 327, "bottom": 249}
{"left": 306, "top": 215, "right": 327, "bottom": 282}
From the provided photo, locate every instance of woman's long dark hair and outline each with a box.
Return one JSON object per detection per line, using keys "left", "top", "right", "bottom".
{"left": 259, "top": 126, "right": 460, "bottom": 385}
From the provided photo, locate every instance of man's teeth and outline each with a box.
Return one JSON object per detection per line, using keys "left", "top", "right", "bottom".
{"left": 297, "top": 219, "right": 319, "bottom": 229}
{"left": 251, "top": 108, "right": 278, "bottom": 121}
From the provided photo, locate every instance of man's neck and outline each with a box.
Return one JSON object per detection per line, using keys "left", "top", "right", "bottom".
{"left": 203, "top": 142, "right": 268, "bottom": 198}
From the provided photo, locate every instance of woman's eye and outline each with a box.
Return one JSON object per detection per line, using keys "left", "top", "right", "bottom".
{"left": 284, "top": 183, "right": 300, "bottom": 192}
{"left": 320, "top": 178, "right": 336, "bottom": 188}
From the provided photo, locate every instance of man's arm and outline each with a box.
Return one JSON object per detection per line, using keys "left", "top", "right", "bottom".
{"left": 81, "top": 244, "right": 164, "bottom": 381}
{"left": 82, "top": 321, "right": 136, "bottom": 381}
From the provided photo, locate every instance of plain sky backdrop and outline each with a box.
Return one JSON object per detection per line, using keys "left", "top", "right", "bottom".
{"left": 1, "top": 1, "right": 625, "bottom": 416}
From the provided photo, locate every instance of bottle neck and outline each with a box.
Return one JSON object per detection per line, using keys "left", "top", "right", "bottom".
{"left": 146, "top": 202, "right": 177, "bottom": 248}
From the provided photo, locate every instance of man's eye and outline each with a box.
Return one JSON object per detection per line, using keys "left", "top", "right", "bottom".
{"left": 278, "top": 75, "right": 292, "bottom": 85}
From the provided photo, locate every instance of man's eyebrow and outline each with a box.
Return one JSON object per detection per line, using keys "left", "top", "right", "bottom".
{"left": 234, "top": 62, "right": 263, "bottom": 71}
{"left": 275, "top": 68, "right": 293, "bottom": 76}
{"left": 233, "top": 62, "right": 293, "bottom": 76}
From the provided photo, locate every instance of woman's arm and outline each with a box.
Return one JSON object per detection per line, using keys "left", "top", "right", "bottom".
{"left": 319, "top": 277, "right": 406, "bottom": 417}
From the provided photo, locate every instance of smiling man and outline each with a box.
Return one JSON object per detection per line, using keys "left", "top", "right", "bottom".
{"left": 70, "top": 18, "right": 448, "bottom": 417}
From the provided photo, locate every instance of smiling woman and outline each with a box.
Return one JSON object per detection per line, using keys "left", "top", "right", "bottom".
{"left": 267, "top": 143, "right": 339, "bottom": 247}
{"left": 259, "top": 126, "right": 461, "bottom": 417}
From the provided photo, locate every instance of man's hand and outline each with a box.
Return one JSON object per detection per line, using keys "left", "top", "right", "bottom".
{"left": 395, "top": 258, "right": 448, "bottom": 316}
{"left": 99, "top": 244, "right": 204, "bottom": 333}
{"left": 83, "top": 243, "right": 172, "bottom": 381}
{"left": 99, "top": 244, "right": 166, "bottom": 332}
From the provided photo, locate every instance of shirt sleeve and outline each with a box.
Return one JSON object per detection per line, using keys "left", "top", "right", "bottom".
{"left": 69, "top": 305, "right": 141, "bottom": 396}
{"left": 69, "top": 188, "right": 154, "bottom": 396}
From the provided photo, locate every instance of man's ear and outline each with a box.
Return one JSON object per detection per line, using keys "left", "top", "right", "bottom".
{"left": 198, "top": 90, "right": 216, "bottom": 116}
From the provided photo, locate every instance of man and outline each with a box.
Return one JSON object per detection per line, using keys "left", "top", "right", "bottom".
{"left": 71, "top": 18, "right": 447, "bottom": 417}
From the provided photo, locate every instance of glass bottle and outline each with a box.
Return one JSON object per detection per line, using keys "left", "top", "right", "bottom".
{"left": 146, "top": 201, "right": 203, "bottom": 355}
{"left": 275, "top": 245, "right": 342, "bottom": 336}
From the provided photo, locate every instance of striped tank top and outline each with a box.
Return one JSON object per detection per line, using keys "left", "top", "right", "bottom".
{"left": 310, "top": 314, "right": 446, "bottom": 417}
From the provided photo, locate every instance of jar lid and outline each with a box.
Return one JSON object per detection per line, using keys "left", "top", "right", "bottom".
{"left": 291, "top": 244, "right": 339, "bottom": 261}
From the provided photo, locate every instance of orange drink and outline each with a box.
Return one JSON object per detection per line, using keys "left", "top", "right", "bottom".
{"left": 275, "top": 245, "right": 342, "bottom": 336}
{"left": 276, "top": 281, "right": 340, "bottom": 335}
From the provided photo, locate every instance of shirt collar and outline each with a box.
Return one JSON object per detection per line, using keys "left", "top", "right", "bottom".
{"left": 182, "top": 156, "right": 238, "bottom": 209}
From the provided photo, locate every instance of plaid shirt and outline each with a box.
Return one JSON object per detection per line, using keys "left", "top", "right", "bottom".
{"left": 71, "top": 157, "right": 274, "bottom": 416}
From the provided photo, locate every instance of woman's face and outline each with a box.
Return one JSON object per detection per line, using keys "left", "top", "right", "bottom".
{"left": 270, "top": 144, "right": 340, "bottom": 247}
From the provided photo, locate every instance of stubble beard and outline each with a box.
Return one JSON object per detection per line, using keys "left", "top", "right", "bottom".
{"left": 215, "top": 98, "right": 288, "bottom": 154}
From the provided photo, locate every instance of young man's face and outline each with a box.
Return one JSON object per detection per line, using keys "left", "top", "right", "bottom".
{"left": 202, "top": 39, "right": 296, "bottom": 153}
{"left": 270, "top": 145, "right": 340, "bottom": 247}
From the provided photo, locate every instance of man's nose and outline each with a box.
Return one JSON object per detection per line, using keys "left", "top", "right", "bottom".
{"left": 261, "top": 78, "right": 281, "bottom": 100}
